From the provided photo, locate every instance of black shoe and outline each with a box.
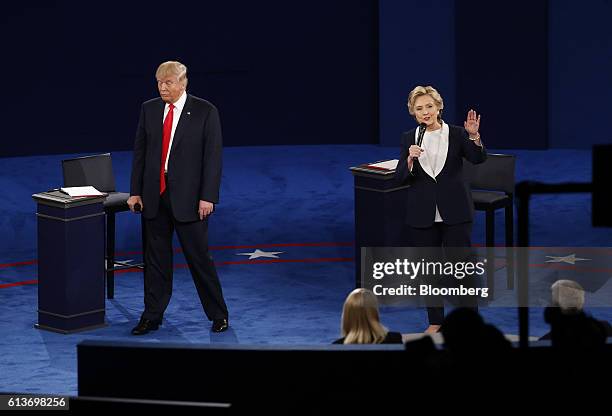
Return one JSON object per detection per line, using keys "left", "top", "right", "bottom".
{"left": 212, "top": 318, "right": 229, "bottom": 333}
{"left": 131, "top": 318, "right": 161, "bottom": 335}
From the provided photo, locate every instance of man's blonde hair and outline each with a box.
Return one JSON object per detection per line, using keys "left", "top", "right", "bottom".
{"left": 341, "top": 288, "right": 388, "bottom": 344}
{"left": 407, "top": 85, "right": 444, "bottom": 122}
{"left": 156, "top": 61, "right": 188, "bottom": 87}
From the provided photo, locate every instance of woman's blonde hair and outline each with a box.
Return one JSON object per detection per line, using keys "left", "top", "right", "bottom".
{"left": 341, "top": 288, "right": 388, "bottom": 344}
{"left": 407, "top": 85, "right": 444, "bottom": 122}
{"left": 156, "top": 61, "right": 188, "bottom": 87}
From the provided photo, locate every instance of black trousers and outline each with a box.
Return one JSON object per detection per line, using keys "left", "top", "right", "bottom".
{"left": 142, "top": 187, "right": 228, "bottom": 322}
{"left": 407, "top": 222, "right": 477, "bottom": 325}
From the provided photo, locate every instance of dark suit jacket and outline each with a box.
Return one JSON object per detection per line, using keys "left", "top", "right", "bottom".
{"left": 394, "top": 124, "right": 487, "bottom": 228}
{"left": 332, "top": 331, "right": 403, "bottom": 344}
{"left": 539, "top": 319, "right": 612, "bottom": 340}
{"left": 130, "top": 94, "right": 222, "bottom": 222}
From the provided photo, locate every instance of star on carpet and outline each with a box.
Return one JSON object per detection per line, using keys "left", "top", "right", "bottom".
{"left": 237, "top": 249, "right": 284, "bottom": 260}
{"left": 545, "top": 254, "right": 590, "bottom": 265}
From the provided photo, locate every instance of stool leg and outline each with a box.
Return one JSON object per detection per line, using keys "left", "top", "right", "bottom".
{"left": 486, "top": 209, "right": 495, "bottom": 297}
{"left": 106, "top": 212, "right": 115, "bottom": 299}
{"left": 505, "top": 203, "right": 514, "bottom": 289}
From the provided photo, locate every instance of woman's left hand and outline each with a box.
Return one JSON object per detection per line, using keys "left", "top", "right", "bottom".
{"left": 464, "top": 109, "right": 481, "bottom": 136}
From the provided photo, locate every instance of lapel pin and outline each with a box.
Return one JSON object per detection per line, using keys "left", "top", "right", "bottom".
{"left": 187, "top": 111, "right": 191, "bottom": 115}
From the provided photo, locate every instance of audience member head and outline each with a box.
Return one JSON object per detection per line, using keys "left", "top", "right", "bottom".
{"left": 440, "top": 308, "right": 511, "bottom": 355}
{"left": 440, "top": 308, "right": 485, "bottom": 351}
{"left": 340, "top": 288, "right": 387, "bottom": 344}
{"left": 551, "top": 279, "right": 585, "bottom": 314}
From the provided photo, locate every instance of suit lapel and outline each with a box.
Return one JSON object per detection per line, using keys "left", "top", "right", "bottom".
{"left": 434, "top": 122, "right": 449, "bottom": 177}
{"left": 415, "top": 128, "right": 436, "bottom": 180}
{"left": 169, "top": 94, "right": 193, "bottom": 155}
{"left": 151, "top": 100, "right": 165, "bottom": 167}
{"left": 153, "top": 99, "right": 165, "bottom": 143}
{"left": 437, "top": 125, "right": 457, "bottom": 178}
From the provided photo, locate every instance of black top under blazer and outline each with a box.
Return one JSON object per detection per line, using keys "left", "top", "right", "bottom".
{"left": 130, "top": 94, "right": 223, "bottom": 222}
{"left": 394, "top": 124, "right": 487, "bottom": 228}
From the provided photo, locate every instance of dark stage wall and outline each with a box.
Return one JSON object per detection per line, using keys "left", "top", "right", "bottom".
{"left": 379, "top": 0, "right": 549, "bottom": 149}
{"left": 1, "top": 1, "right": 378, "bottom": 156}
{"left": 2, "top": 1, "right": 609, "bottom": 156}
{"left": 378, "top": 0, "right": 457, "bottom": 149}
{"left": 454, "top": 0, "right": 549, "bottom": 150}
{"left": 379, "top": 0, "right": 612, "bottom": 150}
{"left": 548, "top": 0, "right": 612, "bottom": 148}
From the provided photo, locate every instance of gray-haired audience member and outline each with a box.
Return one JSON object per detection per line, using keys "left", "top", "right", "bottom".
{"left": 551, "top": 279, "right": 585, "bottom": 312}
{"left": 540, "top": 279, "right": 612, "bottom": 344}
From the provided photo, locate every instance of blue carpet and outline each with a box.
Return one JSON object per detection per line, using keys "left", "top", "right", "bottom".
{"left": 1, "top": 145, "right": 611, "bottom": 395}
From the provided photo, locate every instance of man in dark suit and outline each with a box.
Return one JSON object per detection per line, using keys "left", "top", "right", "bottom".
{"left": 127, "top": 61, "right": 229, "bottom": 334}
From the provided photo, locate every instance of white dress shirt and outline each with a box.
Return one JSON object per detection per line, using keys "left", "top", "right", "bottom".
{"left": 163, "top": 90, "right": 188, "bottom": 172}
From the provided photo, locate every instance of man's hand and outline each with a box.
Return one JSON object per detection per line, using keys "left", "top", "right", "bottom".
{"left": 127, "top": 195, "right": 143, "bottom": 213}
{"left": 199, "top": 200, "right": 214, "bottom": 220}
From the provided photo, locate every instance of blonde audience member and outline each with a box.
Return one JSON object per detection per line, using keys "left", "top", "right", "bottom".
{"left": 333, "top": 289, "right": 403, "bottom": 344}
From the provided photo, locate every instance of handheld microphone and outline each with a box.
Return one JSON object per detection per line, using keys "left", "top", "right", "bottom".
{"left": 416, "top": 123, "right": 427, "bottom": 147}
{"left": 134, "top": 203, "right": 142, "bottom": 212}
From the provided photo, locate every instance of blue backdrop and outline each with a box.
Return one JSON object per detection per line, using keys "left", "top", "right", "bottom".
{"left": 2, "top": 1, "right": 609, "bottom": 156}
{"left": 379, "top": 0, "right": 612, "bottom": 149}
{"left": 1, "top": 1, "right": 378, "bottom": 156}
{"left": 378, "top": 0, "right": 457, "bottom": 148}
{"left": 548, "top": 0, "right": 612, "bottom": 148}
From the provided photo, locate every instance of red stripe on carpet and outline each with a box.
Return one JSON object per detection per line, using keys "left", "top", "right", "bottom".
{"left": 215, "top": 257, "right": 354, "bottom": 265}
{"left": 114, "top": 257, "right": 355, "bottom": 272}
{"left": 1, "top": 257, "right": 355, "bottom": 286}
{"left": 115, "top": 241, "right": 354, "bottom": 256}
{"left": 529, "top": 263, "right": 612, "bottom": 273}
{"left": 0, "top": 279, "right": 38, "bottom": 288}
{"left": 1, "top": 242, "right": 355, "bottom": 268}
{"left": 0, "top": 260, "right": 38, "bottom": 269}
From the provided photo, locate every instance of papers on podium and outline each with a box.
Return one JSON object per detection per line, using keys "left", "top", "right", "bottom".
{"left": 350, "top": 159, "right": 399, "bottom": 175}
{"left": 59, "top": 186, "right": 106, "bottom": 198}
{"left": 367, "top": 160, "right": 399, "bottom": 170}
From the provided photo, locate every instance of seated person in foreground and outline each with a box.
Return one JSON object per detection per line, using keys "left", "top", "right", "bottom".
{"left": 333, "top": 288, "right": 403, "bottom": 344}
{"left": 540, "top": 279, "right": 612, "bottom": 342}
{"left": 440, "top": 307, "right": 511, "bottom": 354}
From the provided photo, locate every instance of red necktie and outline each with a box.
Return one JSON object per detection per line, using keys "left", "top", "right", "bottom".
{"left": 160, "top": 103, "right": 175, "bottom": 194}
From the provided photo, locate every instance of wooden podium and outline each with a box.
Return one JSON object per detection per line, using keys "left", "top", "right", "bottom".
{"left": 350, "top": 161, "right": 409, "bottom": 287}
{"left": 32, "top": 190, "right": 107, "bottom": 333}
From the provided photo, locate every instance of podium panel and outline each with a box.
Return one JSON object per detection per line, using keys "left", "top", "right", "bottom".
{"left": 351, "top": 169, "right": 409, "bottom": 287}
{"left": 32, "top": 191, "right": 106, "bottom": 333}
